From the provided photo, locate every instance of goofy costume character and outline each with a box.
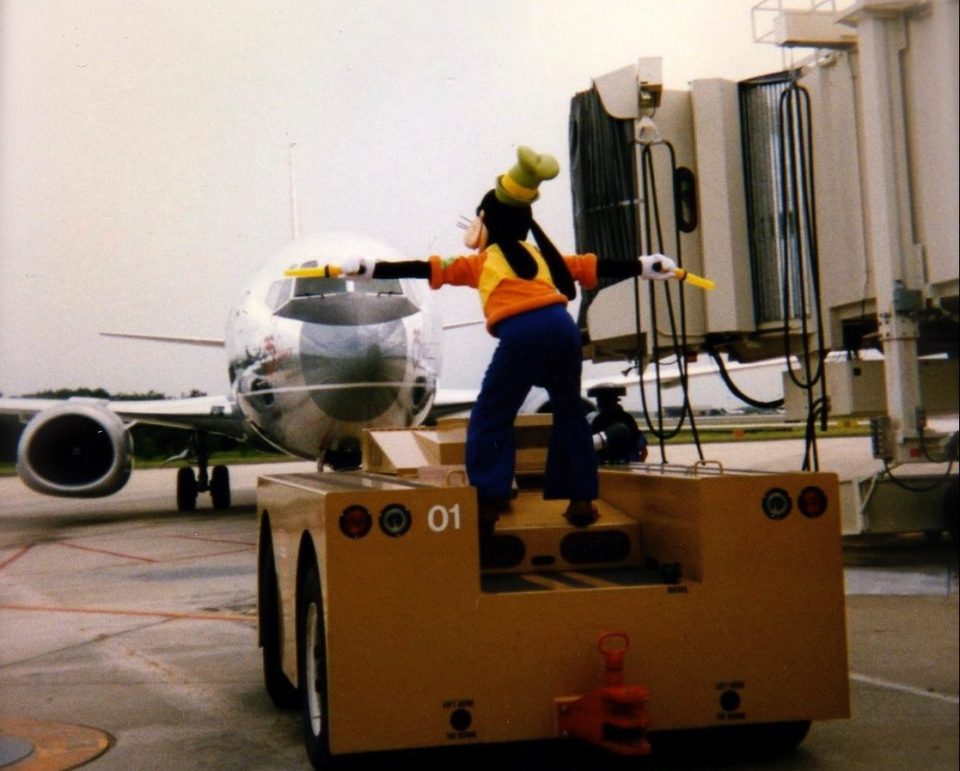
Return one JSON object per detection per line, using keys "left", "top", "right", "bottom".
{"left": 344, "top": 146, "right": 679, "bottom": 531}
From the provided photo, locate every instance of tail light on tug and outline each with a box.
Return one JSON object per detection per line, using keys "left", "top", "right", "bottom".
{"left": 798, "top": 486, "right": 828, "bottom": 518}
{"left": 339, "top": 505, "right": 373, "bottom": 539}
{"left": 761, "top": 485, "right": 828, "bottom": 521}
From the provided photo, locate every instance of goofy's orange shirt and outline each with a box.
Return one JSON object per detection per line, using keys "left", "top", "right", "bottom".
{"left": 428, "top": 243, "right": 598, "bottom": 333}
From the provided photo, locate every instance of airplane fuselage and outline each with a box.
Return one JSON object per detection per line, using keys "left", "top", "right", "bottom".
{"left": 225, "top": 233, "right": 440, "bottom": 464}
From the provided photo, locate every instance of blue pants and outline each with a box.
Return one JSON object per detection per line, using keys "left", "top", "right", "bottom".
{"left": 466, "top": 305, "right": 599, "bottom": 502}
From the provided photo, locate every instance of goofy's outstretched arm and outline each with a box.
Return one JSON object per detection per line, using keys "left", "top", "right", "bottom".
{"left": 594, "top": 254, "right": 716, "bottom": 290}
{"left": 286, "top": 253, "right": 715, "bottom": 290}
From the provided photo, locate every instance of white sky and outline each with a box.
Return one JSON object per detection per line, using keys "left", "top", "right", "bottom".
{"left": 0, "top": 0, "right": 787, "bottom": 403}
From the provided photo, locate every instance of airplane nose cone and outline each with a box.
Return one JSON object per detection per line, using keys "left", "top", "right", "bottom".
{"left": 300, "top": 320, "right": 407, "bottom": 422}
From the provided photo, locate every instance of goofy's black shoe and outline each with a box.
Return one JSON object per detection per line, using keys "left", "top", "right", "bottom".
{"left": 478, "top": 497, "right": 511, "bottom": 536}
{"left": 564, "top": 500, "right": 599, "bottom": 528}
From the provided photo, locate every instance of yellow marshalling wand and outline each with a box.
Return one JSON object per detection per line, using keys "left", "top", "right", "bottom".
{"left": 284, "top": 265, "right": 344, "bottom": 279}
{"left": 283, "top": 263, "right": 715, "bottom": 290}
{"left": 673, "top": 268, "right": 715, "bottom": 291}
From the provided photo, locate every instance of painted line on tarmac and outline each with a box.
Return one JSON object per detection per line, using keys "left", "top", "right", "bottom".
{"left": 4, "top": 538, "right": 252, "bottom": 573}
{"left": 0, "top": 603, "right": 254, "bottom": 624}
{"left": 850, "top": 672, "right": 960, "bottom": 704}
{"left": 57, "top": 541, "right": 158, "bottom": 563}
{"left": 162, "top": 546, "right": 256, "bottom": 563}
{"left": 0, "top": 544, "right": 33, "bottom": 573}
{"left": 57, "top": 538, "right": 253, "bottom": 566}
{"left": 172, "top": 534, "right": 256, "bottom": 547}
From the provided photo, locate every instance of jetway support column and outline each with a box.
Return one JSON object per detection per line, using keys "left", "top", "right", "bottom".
{"left": 840, "top": 1, "right": 925, "bottom": 463}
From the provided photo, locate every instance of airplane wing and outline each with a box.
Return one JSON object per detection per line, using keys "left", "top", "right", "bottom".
{"left": 99, "top": 331, "right": 226, "bottom": 348}
{"left": 427, "top": 357, "right": 750, "bottom": 420}
{"left": 0, "top": 394, "right": 247, "bottom": 439}
{"left": 110, "top": 394, "right": 245, "bottom": 437}
{"left": 428, "top": 388, "right": 479, "bottom": 420}
{"left": 0, "top": 393, "right": 250, "bottom": 500}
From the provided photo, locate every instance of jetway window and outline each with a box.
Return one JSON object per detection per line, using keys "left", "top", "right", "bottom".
{"left": 568, "top": 86, "right": 639, "bottom": 326}
{"left": 674, "top": 167, "right": 698, "bottom": 234}
{"left": 363, "top": 278, "right": 402, "bottom": 295}
{"left": 739, "top": 72, "right": 807, "bottom": 326}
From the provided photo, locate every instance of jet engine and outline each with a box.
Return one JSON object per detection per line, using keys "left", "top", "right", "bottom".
{"left": 16, "top": 401, "right": 133, "bottom": 497}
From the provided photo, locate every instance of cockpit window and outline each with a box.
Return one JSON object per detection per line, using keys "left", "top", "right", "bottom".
{"left": 294, "top": 277, "right": 348, "bottom": 297}
{"left": 364, "top": 278, "right": 403, "bottom": 295}
{"left": 265, "top": 279, "right": 294, "bottom": 311}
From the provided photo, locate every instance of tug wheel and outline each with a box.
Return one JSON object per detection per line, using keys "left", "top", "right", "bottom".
{"left": 298, "top": 563, "right": 333, "bottom": 768}
{"left": 650, "top": 720, "right": 811, "bottom": 759}
{"left": 725, "top": 719, "right": 812, "bottom": 754}
{"left": 944, "top": 477, "right": 958, "bottom": 545}
{"left": 258, "top": 522, "right": 298, "bottom": 709}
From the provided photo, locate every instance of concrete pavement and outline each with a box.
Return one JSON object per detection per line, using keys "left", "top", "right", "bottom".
{"left": 0, "top": 460, "right": 956, "bottom": 770}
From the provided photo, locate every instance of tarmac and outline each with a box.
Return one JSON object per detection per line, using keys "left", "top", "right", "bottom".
{"left": 0, "top": 452, "right": 957, "bottom": 771}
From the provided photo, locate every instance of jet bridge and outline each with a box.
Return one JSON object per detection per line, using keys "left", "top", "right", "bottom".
{"left": 570, "top": 0, "right": 958, "bottom": 539}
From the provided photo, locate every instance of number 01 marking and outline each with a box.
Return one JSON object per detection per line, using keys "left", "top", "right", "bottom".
{"left": 428, "top": 504, "right": 461, "bottom": 532}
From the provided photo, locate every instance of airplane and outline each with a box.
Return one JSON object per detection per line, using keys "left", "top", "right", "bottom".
{"left": 0, "top": 225, "right": 789, "bottom": 513}
{"left": 0, "top": 231, "right": 453, "bottom": 511}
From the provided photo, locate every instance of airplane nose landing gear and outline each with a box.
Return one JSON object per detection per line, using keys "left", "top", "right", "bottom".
{"left": 321, "top": 437, "right": 362, "bottom": 471}
{"left": 175, "top": 431, "right": 232, "bottom": 511}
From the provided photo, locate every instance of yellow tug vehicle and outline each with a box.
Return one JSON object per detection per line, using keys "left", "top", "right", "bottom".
{"left": 256, "top": 415, "right": 849, "bottom": 768}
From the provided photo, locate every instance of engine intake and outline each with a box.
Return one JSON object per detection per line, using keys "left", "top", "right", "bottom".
{"left": 17, "top": 402, "right": 133, "bottom": 497}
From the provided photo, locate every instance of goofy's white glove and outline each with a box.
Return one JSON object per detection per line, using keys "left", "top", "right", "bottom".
{"left": 638, "top": 253, "right": 677, "bottom": 280}
{"left": 340, "top": 254, "right": 377, "bottom": 281}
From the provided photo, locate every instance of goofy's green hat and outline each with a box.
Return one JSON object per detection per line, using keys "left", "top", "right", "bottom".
{"left": 495, "top": 146, "right": 560, "bottom": 207}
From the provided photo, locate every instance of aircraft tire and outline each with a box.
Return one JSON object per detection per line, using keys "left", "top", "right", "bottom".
{"left": 298, "top": 563, "right": 333, "bottom": 769}
{"left": 258, "top": 527, "right": 299, "bottom": 709}
{"left": 176, "top": 467, "right": 197, "bottom": 512}
{"left": 211, "top": 465, "right": 231, "bottom": 510}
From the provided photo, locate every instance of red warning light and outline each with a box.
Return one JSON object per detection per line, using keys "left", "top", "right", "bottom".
{"left": 339, "top": 505, "right": 373, "bottom": 538}
{"left": 797, "top": 486, "right": 828, "bottom": 518}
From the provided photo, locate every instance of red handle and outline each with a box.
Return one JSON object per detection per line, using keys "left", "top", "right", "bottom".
{"left": 598, "top": 632, "right": 630, "bottom": 686}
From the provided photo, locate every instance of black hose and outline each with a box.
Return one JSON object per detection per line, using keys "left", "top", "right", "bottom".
{"left": 882, "top": 457, "right": 957, "bottom": 493}
{"left": 705, "top": 347, "right": 785, "bottom": 410}
{"left": 777, "top": 79, "right": 830, "bottom": 470}
{"left": 632, "top": 139, "right": 704, "bottom": 459}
